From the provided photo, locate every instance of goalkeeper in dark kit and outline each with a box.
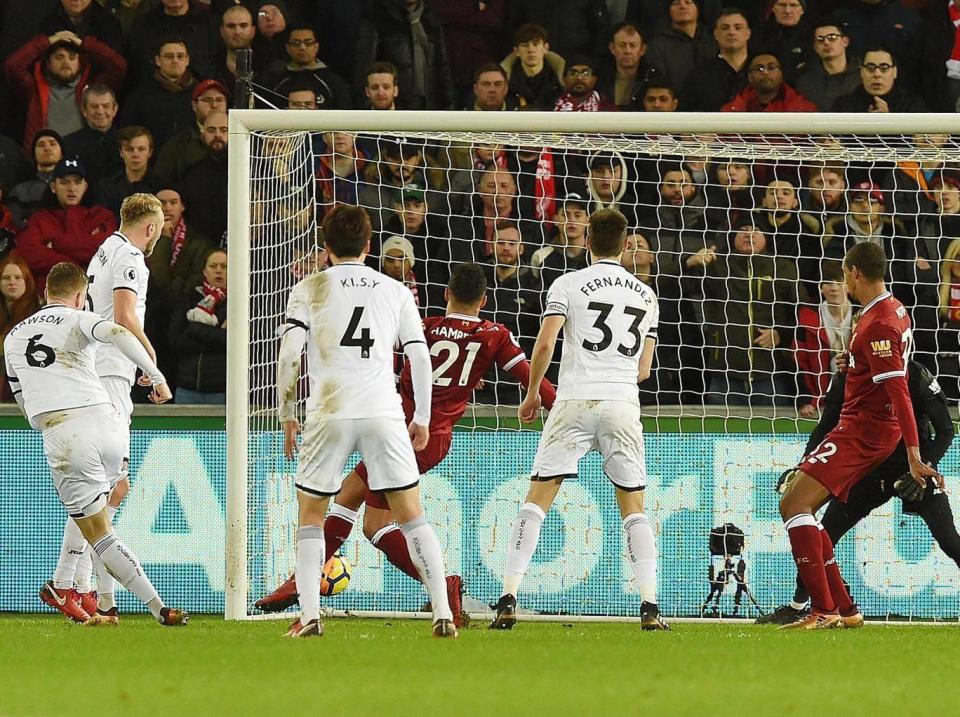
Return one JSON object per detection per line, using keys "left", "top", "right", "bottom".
{"left": 760, "top": 360, "right": 960, "bottom": 624}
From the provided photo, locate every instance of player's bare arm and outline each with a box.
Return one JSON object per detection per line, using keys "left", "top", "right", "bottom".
{"left": 519, "top": 315, "right": 564, "bottom": 423}
{"left": 113, "top": 287, "right": 157, "bottom": 386}
{"left": 637, "top": 336, "right": 656, "bottom": 383}
{"left": 276, "top": 320, "right": 307, "bottom": 460}
{"left": 93, "top": 321, "right": 171, "bottom": 404}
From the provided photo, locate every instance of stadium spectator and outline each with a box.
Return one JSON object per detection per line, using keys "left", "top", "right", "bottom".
{"left": 508, "top": 0, "right": 610, "bottom": 60}
{"left": 357, "top": 138, "right": 446, "bottom": 229}
{"left": 501, "top": 23, "right": 564, "bottom": 110}
{"left": 179, "top": 111, "right": 229, "bottom": 244}
{"left": 169, "top": 247, "right": 228, "bottom": 404}
{"left": 705, "top": 159, "right": 758, "bottom": 232}
{"left": 552, "top": 55, "right": 616, "bottom": 110}
{"left": 681, "top": 9, "right": 751, "bottom": 111}
{"left": 261, "top": 25, "right": 352, "bottom": 109}
{"left": 832, "top": 46, "right": 927, "bottom": 112}
{"left": 125, "top": 0, "right": 218, "bottom": 83}
{"left": 835, "top": 0, "right": 922, "bottom": 85}
{"left": 881, "top": 133, "right": 951, "bottom": 234}
{"left": 721, "top": 53, "right": 817, "bottom": 111}
{"left": 642, "top": 81, "right": 679, "bottom": 111}
{"left": 537, "top": 198, "right": 590, "bottom": 289}
{"left": 121, "top": 39, "right": 198, "bottom": 150}
{"left": 650, "top": 164, "right": 718, "bottom": 278}
{"left": 937, "top": 237, "right": 960, "bottom": 399}
{"left": 530, "top": 190, "right": 588, "bottom": 280}
{"left": 154, "top": 79, "right": 229, "bottom": 184}
{"left": 480, "top": 219, "right": 541, "bottom": 354}
{"left": 213, "top": 4, "right": 261, "bottom": 95}
{"left": 15, "top": 157, "right": 116, "bottom": 294}
{"left": 645, "top": 0, "right": 717, "bottom": 97}
{"left": 921, "top": 175, "right": 960, "bottom": 263}
{"left": 97, "top": 126, "right": 161, "bottom": 217}
{"left": 434, "top": 0, "right": 508, "bottom": 98}
{"left": 146, "top": 184, "right": 216, "bottom": 390}
{"left": 100, "top": 0, "right": 157, "bottom": 34}
{"left": 40, "top": 0, "right": 123, "bottom": 50}
{"left": 702, "top": 224, "right": 798, "bottom": 406}
{"left": 597, "top": 22, "right": 652, "bottom": 111}
{"left": 285, "top": 84, "right": 318, "bottom": 110}
{"left": 354, "top": 0, "right": 456, "bottom": 110}
{"left": 794, "top": 261, "right": 853, "bottom": 417}
{"left": 801, "top": 163, "right": 847, "bottom": 225}
{"left": 467, "top": 64, "right": 525, "bottom": 110}
{"left": 4, "top": 30, "right": 126, "bottom": 150}
{"left": 309, "top": 0, "right": 364, "bottom": 81}
{"left": 585, "top": 152, "right": 638, "bottom": 225}
{"left": 255, "top": 1, "right": 292, "bottom": 67}
{"left": 364, "top": 62, "right": 401, "bottom": 110}
{"left": 795, "top": 22, "right": 861, "bottom": 113}
{"left": 756, "top": 0, "right": 812, "bottom": 84}
{"left": 379, "top": 235, "right": 421, "bottom": 307}
{"left": 0, "top": 255, "right": 41, "bottom": 402}
{"left": 0, "top": 138, "right": 33, "bottom": 204}
{"left": 61, "top": 85, "right": 120, "bottom": 185}
{"left": 7, "top": 130, "right": 64, "bottom": 225}
{"left": 753, "top": 177, "right": 819, "bottom": 269}
{"left": 318, "top": 131, "right": 372, "bottom": 212}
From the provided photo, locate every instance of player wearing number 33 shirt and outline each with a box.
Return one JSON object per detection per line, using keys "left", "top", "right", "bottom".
{"left": 491, "top": 209, "right": 669, "bottom": 632}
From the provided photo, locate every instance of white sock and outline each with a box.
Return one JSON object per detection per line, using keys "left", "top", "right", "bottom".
{"left": 53, "top": 519, "right": 86, "bottom": 589}
{"left": 623, "top": 512, "right": 657, "bottom": 604}
{"left": 328, "top": 502, "right": 359, "bottom": 525}
{"left": 400, "top": 515, "right": 452, "bottom": 622}
{"left": 92, "top": 532, "right": 162, "bottom": 617}
{"left": 295, "top": 526, "right": 325, "bottom": 623}
{"left": 502, "top": 503, "right": 545, "bottom": 597}
{"left": 94, "top": 506, "right": 119, "bottom": 605}
{"left": 74, "top": 546, "right": 94, "bottom": 593}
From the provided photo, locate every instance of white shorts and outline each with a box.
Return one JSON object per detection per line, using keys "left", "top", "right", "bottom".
{"left": 41, "top": 404, "right": 124, "bottom": 518}
{"left": 532, "top": 399, "right": 647, "bottom": 490}
{"left": 295, "top": 416, "right": 420, "bottom": 497}
{"left": 101, "top": 376, "right": 132, "bottom": 477}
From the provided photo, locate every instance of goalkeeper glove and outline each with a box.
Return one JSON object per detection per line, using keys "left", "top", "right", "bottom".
{"left": 894, "top": 473, "right": 926, "bottom": 503}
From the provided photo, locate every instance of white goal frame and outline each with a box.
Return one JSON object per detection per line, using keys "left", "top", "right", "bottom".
{"left": 225, "top": 110, "right": 960, "bottom": 620}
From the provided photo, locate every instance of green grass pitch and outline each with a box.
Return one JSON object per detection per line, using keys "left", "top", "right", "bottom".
{"left": 2, "top": 615, "right": 959, "bottom": 716}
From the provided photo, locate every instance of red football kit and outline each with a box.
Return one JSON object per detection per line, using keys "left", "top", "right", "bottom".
{"left": 356, "top": 313, "right": 557, "bottom": 508}
{"left": 801, "top": 292, "right": 920, "bottom": 501}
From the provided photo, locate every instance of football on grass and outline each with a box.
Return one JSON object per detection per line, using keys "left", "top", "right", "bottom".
{"left": 320, "top": 554, "right": 352, "bottom": 596}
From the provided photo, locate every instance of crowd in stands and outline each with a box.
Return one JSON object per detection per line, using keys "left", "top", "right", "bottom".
{"left": 0, "top": 0, "right": 958, "bottom": 410}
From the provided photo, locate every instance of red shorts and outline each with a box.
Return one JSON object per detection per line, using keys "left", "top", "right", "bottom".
{"left": 354, "top": 432, "right": 453, "bottom": 510}
{"left": 800, "top": 421, "right": 899, "bottom": 502}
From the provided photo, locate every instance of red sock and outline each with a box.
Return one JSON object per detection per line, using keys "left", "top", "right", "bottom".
{"left": 324, "top": 514, "right": 354, "bottom": 561}
{"left": 820, "top": 528, "right": 854, "bottom": 614}
{"left": 372, "top": 527, "right": 421, "bottom": 582}
{"left": 785, "top": 514, "right": 836, "bottom": 614}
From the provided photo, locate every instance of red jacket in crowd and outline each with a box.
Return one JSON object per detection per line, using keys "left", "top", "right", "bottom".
{"left": 3, "top": 34, "right": 127, "bottom": 150}
{"left": 793, "top": 304, "right": 833, "bottom": 408}
{"left": 721, "top": 84, "right": 817, "bottom": 113}
{"left": 15, "top": 205, "right": 117, "bottom": 294}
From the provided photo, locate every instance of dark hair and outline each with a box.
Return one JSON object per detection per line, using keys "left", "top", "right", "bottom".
{"left": 812, "top": 18, "right": 844, "bottom": 36}
{"left": 81, "top": 84, "right": 117, "bottom": 107}
{"left": 285, "top": 24, "right": 317, "bottom": 40}
{"left": 322, "top": 205, "right": 372, "bottom": 258}
{"left": 820, "top": 261, "right": 844, "bottom": 284}
{"left": 716, "top": 7, "right": 750, "bottom": 27}
{"left": 610, "top": 21, "right": 644, "bottom": 43}
{"left": 862, "top": 45, "right": 897, "bottom": 65}
{"left": 448, "top": 262, "right": 487, "bottom": 304}
{"left": 643, "top": 82, "right": 676, "bottom": 98}
{"left": 660, "top": 163, "right": 690, "bottom": 180}
{"left": 46, "top": 261, "right": 88, "bottom": 298}
{"left": 366, "top": 61, "right": 398, "bottom": 81}
{"left": 494, "top": 218, "right": 522, "bottom": 237}
{"left": 473, "top": 63, "right": 508, "bottom": 84}
{"left": 843, "top": 241, "right": 886, "bottom": 282}
{"left": 117, "top": 124, "right": 153, "bottom": 149}
{"left": 155, "top": 35, "right": 188, "bottom": 56}
{"left": 589, "top": 208, "right": 628, "bottom": 257}
{"left": 514, "top": 22, "right": 548, "bottom": 45}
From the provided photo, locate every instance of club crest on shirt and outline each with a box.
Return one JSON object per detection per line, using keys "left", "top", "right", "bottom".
{"left": 870, "top": 339, "right": 892, "bottom": 358}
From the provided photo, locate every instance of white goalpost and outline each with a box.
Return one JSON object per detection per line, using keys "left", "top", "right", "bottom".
{"left": 226, "top": 110, "right": 960, "bottom": 622}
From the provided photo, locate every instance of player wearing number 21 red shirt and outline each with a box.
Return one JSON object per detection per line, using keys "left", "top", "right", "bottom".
{"left": 256, "top": 261, "right": 557, "bottom": 624}
{"left": 778, "top": 242, "right": 941, "bottom": 629}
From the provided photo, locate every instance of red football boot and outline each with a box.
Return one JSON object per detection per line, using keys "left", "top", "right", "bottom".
{"left": 254, "top": 574, "right": 299, "bottom": 613}
{"left": 39, "top": 581, "right": 90, "bottom": 623}
{"left": 284, "top": 617, "right": 322, "bottom": 638}
{"left": 77, "top": 591, "right": 98, "bottom": 617}
{"left": 446, "top": 575, "right": 470, "bottom": 629}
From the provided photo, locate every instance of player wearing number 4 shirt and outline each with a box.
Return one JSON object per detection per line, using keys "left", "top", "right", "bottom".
{"left": 778, "top": 242, "right": 941, "bottom": 630}
{"left": 42, "top": 194, "right": 165, "bottom": 625}
{"left": 276, "top": 205, "right": 457, "bottom": 638}
{"left": 4, "top": 262, "right": 185, "bottom": 627}
{"left": 489, "top": 209, "right": 670, "bottom": 631}
{"left": 256, "top": 263, "right": 558, "bottom": 624}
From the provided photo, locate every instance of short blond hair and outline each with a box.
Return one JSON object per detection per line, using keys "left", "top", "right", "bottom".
{"left": 119, "top": 193, "right": 163, "bottom": 225}
{"left": 46, "top": 262, "right": 88, "bottom": 299}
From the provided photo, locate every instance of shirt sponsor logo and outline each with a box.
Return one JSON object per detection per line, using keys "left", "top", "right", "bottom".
{"left": 870, "top": 339, "right": 892, "bottom": 358}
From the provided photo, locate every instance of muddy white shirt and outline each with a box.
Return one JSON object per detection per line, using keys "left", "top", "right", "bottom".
{"left": 283, "top": 262, "right": 426, "bottom": 420}
{"left": 86, "top": 232, "right": 149, "bottom": 382}
{"left": 544, "top": 259, "right": 659, "bottom": 403}
{"left": 3, "top": 305, "right": 111, "bottom": 428}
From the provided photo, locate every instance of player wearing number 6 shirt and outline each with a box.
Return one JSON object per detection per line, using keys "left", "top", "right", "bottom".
{"left": 490, "top": 208, "right": 669, "bottom": 631}
{"left": 4, "top": 262, "right": 185, "bottom": 627}
{"left": 276, "top": 205, "right": 457, "bottom": 638}
{"left": 41, "top": 194, "right": 164, "bottom": 624}
{"left": 778, "top": 242, "right": 941, "bottom": 630}
{"left": 255, "top": 263, "right": 557, "bottom": 624}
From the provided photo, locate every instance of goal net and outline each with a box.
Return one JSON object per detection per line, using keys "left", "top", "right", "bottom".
{"left": 227, "top": 111, "right": 960, "bottom": 622}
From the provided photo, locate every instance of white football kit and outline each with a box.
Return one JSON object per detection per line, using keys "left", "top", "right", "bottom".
{"left": 3, "top": 305, "right": 124, "bottom": 517}
{"left": 282, "top": 262, "right": 428, "bottom": 496}
{"left": 533, "top": 259, "right": 659, "bottom": 489}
